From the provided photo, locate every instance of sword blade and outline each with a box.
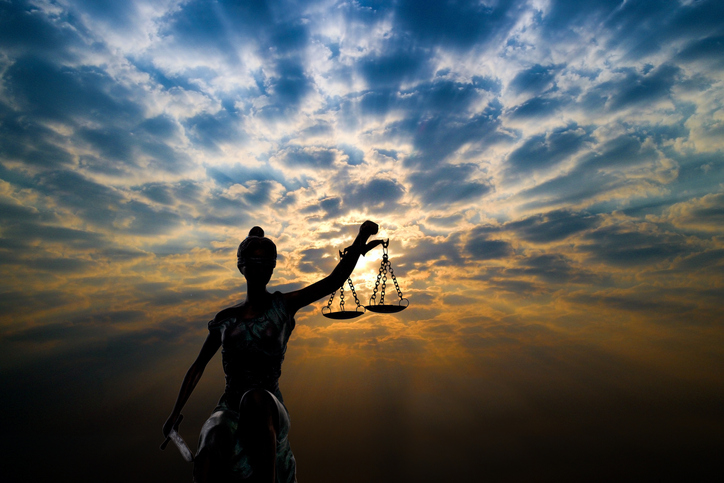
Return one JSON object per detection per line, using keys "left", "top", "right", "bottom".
{"left": 169, "top": 429, "right": 194, "bottom": 462}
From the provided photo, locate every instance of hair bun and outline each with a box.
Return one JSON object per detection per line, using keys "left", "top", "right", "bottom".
{"left": 249, "top": 226, "right": 265, "bottom": 237}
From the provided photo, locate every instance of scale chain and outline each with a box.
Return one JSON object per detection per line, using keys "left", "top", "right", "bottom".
{"left": 388, "top": 263, "right": 404, "bottom": 300}
{"left": 339, "top": 284, "right": 345, "bottom": 311}
{"left": 326, "top": 290, "right": 335, "bottom": 310}
{"left": 380, "top": 263, "right": 387, "bottom": 305}
{"left": 370, "top": 261, "right": 385, "bottom": 305}
{"left": 348, "top": 277, "right": 362, "bottom": 308}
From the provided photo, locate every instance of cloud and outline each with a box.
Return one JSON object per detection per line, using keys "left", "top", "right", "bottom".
{"left": 184, "top": 109, "right": 243, "bottom": 151}
{"left": 580, "top": 224, "right": 690, "bottom": 266}
{"left": 507, "top": 95, "right": 568, "bottom": 119}
{"left": 504, "top": 210, "right": 600, "bottom": 243}
{"left": 510, "top": 64, "right": 562, "bottom": 95}
{"left": 662, "top": 192, "right": 724, "bottom": 233}
{"left": 517, "top": 133, "right": 668, "bottom": 209}
{"left": 277, "top": 146, "right": 338, "bottom": 169}
{"left": 465, "top": 227, "right": 513, "bottom": 261}
{"left": 394, "top": 0, "right": 522, "bottom": 51}
{"left": 407, "top": 163, "right": 493, "bottom": 206}
{"left": 507, "top": 253, "right": 603, "bottom": 285}
{"left": 607, "top": 65, "right": 681, "bottom": 111}
{"left": 676, "top": 34, "right": 724, "bottom": 66}
{"left": 345, "top": 177, "right": 406, "bottom": 214}
{"left": 505, "top": 125, "right": 592, "bottom": 176}
{"left": 401, "top": 99, "right": 506, "bottom": 168}
{"left": 4, "top": 56, "right": 143, "bottom": 124}
{"left": 0, "top": 103, "right": 74, "bottom": 168}
{"left": 0, "top": 0, "right": 83, "bottom": 60}
{"left": 359, "top": 45, "right": 430, "bottom": 89}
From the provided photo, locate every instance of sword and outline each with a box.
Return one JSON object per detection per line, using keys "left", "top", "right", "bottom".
{"left": 160, "top": 414, "right": 195, "bottom": 462}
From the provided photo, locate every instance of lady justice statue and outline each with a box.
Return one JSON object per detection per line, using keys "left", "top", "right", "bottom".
{"left": 163, "top": 221, "right": 383, "bottom": 483}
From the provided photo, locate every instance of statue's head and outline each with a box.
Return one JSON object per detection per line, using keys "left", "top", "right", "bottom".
{"left": 237, "top": 226, "right": 277, "bottom": 284}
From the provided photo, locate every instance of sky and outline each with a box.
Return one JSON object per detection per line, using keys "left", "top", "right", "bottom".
{"left": 1, "top": 0, "right": 723, "bottom": 481}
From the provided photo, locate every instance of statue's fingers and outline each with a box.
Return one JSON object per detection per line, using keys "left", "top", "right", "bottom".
{"left": 361, "top": 239, "right": 384, "bottom": 255}
{"left": 360, "top": 220, "right": 379, "bottom": 236}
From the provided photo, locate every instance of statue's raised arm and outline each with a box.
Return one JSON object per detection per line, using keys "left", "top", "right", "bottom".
{"left": 162, "top": 220, "right": 383, "bottom": 483}
{"left": 283, "top": 220, "right": 384, "bottom": 315}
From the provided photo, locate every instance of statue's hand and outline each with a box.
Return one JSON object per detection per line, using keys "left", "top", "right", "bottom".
{"left": 361, "top": 239, "right": 385, "bottom": 256}
{"left": 162, "top": 414, "right": 178, "bottom": 438}
{"left": 359, "top": 220, "right": 379, "bottom": 239}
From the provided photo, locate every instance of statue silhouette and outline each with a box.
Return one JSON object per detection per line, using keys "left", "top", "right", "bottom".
{"left": 163, "top": 221, "right": 383, "bottom": 483}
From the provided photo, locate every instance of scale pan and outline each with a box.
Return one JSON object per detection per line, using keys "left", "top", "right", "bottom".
{"left": 365, "top": 304, "right": 407, "bottom": 313}
{"left": 322, "top": 311, "right": 365, "bottom": 320}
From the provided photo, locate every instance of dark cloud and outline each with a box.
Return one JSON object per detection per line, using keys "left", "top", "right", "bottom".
{"left": 507, "top": 254, "right": 603, "bottom": 285}
{"left": 423, "top": 213, "right": 465, "bottom": 230}
{"left": 78, "top": 126, "right": 135, "bottom": 164}
{"left": 137, "top": 115, "right": 180, "bottom": 140}
{"left": 407, "top": 163, "right": 492, "bottom": 206}
{"left": 404, "top": 80, "right": 483, "bottom": 114}
{"left": 4, "top": 56, "right": 142, "bottom": 124}
{"left": 259, "top": 60, "right": 313, "bottom": 117}
{"left": 359, "top": 79, "right": 485, "bottom": 120}
{"left": 465, "top": 227, "right": 513, "bottom": 261}
{"left": 345, "top": 178, "right": 405, "bottom": 214}
{"left": 674, "top": 249, "right": 724, "bottom": 271}
{"left": 569, "top": 291, "right": 696, "bottom": 316}
{"left": 540, "top": 0, "right": 621, "bottom": 36}
{"left": 238, "top": 180, "right": 284, "bottom": 206}
{"left": 507, "top": 95, "right": 568, "bottom": 119}
{"left": 485, "top": 277, "right": 541, "bottom": 295}
{"left": 604, "top": 0, "right": 724, "bottom": 59}
{"left": 400, "top": 100, "right": 506, "bottom": 168}
{"left": 184, "top": 109, "right": 243, "bottom": 151}
{"left": 506, "top": 125, "right": 592, "bottom": 176}
{"left": 79, "top": 126, "right": 192, "bottom": 175}
{"left": 0, "top": 103, "right": 74, "bottom": 168}
{"left": 23, "top": 256, "right": 94, "bottom": 274}
{"left": 375, "top": 148, "right": 398, "bottom": 160}
{"left": 0, "top": 288, "right": 71, "bottom": 316}
{"left": 510, "top": 64, "right": 562, "bottom": 95}
{"left": 0, "top": 0, "right": 83, "bottom": 60}
{"left": 297, "top": 247, "right": 336, "bottom": 275}
{"left": 687, "top": 194, "right": 724, "bottom": 226}
{"left": 676, "top": 34, "right": 724, "bottom": 66}
{"left": 132, "top": 183, "right": 175, "bottom": 205}
{"left": 518, "top": 134, "right": 664, "bottom": 208}
{"left": 581, "top": 225, "right": 689, "bottom": 266}
{"left": 133, "top": 180, "right": 204, "bottom": 208}
{"left": 394, "top": 0, "right": 522, "bottom": 51}
{"left": 505, "top": 210, "right": 600, "bottom": 243}
{"left": 472, "top": 75, "right": 502, "bottom": 94}
{"left": 207, "top": 164, "right": 291, "bottom": 190}
{"left": 338, "top": 144, "right": 365, "bottom": 165}
{"left": 278, "top": 146, "right": 336, "bottom": 168}
{"left": 579, "top": 64, "right": 682, "bottom": 114}
{"left": 196, "top": 194, "right": 251, "bottom": 228}
{"left": 33, "top": 170, "right": 182, "bottom": 235}
{"left": 0, "top": 220, "right": 104, "bottom": 250}
{"left": 317, "top": 197, "right": 344, "bottom": 219}
{"left": 359, "top": 46, "right": 430, "bottom": 89}
{"left": 580, "top": 134, "right": 659, "bottom": 170}
{"left": 301, "top": 196, "right": 345, "bottom": 220}
{"left": 161, "top": 0, "right": 269, "bottom": 57}
{"left": 72, "top": 0, "right": 139, "bottom": 29}
{"left": 403, "top": 234, "right": 463, "bottom": 268}
{"left": 607, "top": 65, "right": 681, "bottom": 111}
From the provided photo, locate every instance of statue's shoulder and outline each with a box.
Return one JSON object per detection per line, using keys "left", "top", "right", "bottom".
{"left": 209, "top": 305, "right": 241, "bottom": 329}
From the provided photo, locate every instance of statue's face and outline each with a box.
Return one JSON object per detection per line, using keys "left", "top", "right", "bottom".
{"left": 240, "top": 245, "right": 275, "bottom": 286}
